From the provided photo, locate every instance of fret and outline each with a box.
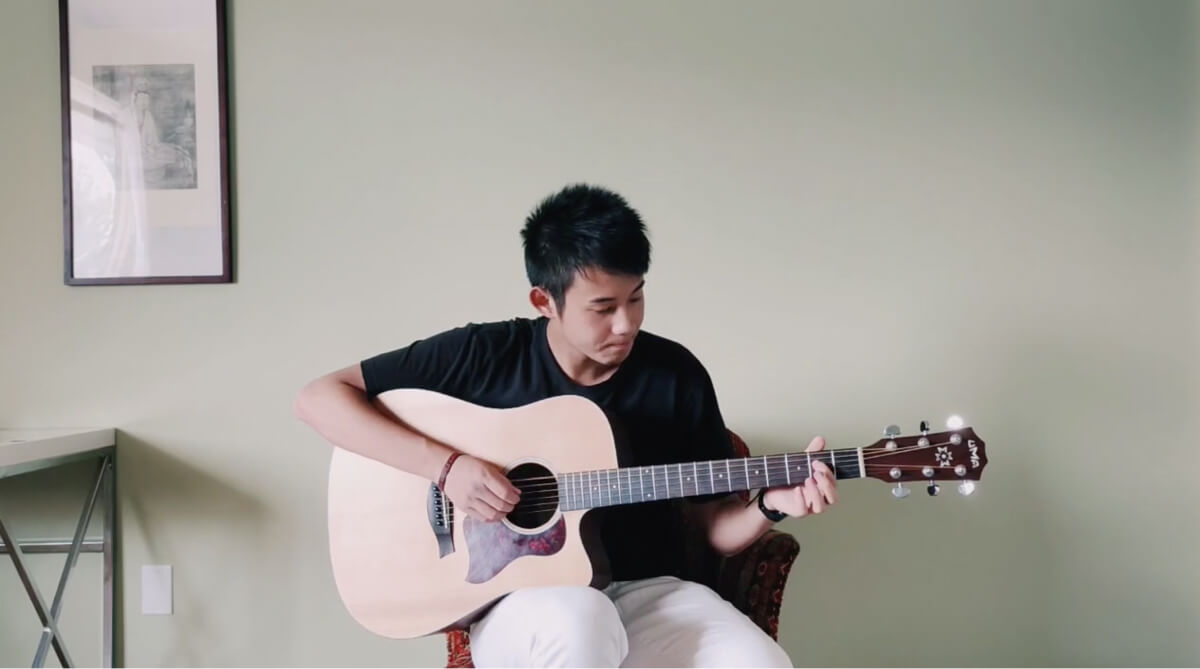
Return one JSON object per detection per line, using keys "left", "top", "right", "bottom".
{"left": 743, "top": 458, "right": 750, "bottom": 490}
{"left": 830, "top": 450, "right": 837, "bottom": 477}
{"left": 783, "top": 453, "right": 790, "bottom": 485}
{"left": 662, "top": 464, "right": 669, "bottom": 498}
{"left": 806, "top": 452, "right": 812, "bottom": 480}
{"left": 762, "top": 455, "right": 769, "bottom": 487}
{"left": 678, "top": 463, "right": 685, "bottom": 496}
{"left": 615, "top": 468, "right": 621, "bottom": 504}
{"left": 651, "top": 465, "right": 658, "bottom": 499}
{"left": 707, "top": 461, "right": 715, "bottom": 494}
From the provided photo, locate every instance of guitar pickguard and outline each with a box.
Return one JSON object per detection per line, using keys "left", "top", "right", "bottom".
{"left": 463, "top": 516, "right": 566, "bottom": 584}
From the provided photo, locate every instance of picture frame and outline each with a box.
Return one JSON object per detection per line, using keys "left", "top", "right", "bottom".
{"left": 58, "top": 0, "right": 232, "bottom": 285}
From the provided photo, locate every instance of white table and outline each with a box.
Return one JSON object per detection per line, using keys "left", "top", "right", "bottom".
{"left": 0, "top": 429, "right": 117, "bottom": 668}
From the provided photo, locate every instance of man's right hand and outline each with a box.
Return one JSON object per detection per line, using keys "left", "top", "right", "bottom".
{"left": 441, "top": 454, "right": 522, "bottom": 522}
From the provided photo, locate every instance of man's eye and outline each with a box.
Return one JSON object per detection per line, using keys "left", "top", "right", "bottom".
{"left": 597, "top": 307, "right": 616, "bottom": 315}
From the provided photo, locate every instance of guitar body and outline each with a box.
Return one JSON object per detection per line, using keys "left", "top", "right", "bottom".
{"left": 327, "top": 389, "right": 618, "bottom": 640}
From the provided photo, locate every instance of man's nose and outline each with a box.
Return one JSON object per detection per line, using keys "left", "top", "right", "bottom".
{"left": 612, "top": 308, "right": 633, "bottom": 335}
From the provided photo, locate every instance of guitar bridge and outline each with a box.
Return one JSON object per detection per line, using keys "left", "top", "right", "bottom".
{"left": 428, "top": 484, "right": 455, "bottom": 558}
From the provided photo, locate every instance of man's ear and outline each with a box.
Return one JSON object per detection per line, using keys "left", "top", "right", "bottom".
{"left": 529, "top": 287, "right": 557, "bottom": 319}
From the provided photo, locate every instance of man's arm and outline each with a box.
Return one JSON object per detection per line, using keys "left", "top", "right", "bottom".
{"left": 294, "top": 364, "right": 452, "bottom": 481}
{"left": 293, "top": 363, "right": 520, "bottom": 521}
{"left": 687, "top": 436, "right": 837, "bottom": 556}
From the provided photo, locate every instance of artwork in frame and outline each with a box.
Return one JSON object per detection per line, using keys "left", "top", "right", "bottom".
{"left": 59, "top": 0, "right": 232, "bottom": 285}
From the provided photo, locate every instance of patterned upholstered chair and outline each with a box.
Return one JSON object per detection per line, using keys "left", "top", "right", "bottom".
{"left": 446, "top": 429, "right": 801, "bottom": 667}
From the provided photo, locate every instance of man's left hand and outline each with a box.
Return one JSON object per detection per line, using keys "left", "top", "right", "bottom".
{"left": 761, "top": 435, "right": 838, "bottom": 518}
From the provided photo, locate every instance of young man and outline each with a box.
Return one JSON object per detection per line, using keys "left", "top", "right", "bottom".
{"left": 295, "top": 184, "right": 838, "bottom": 667}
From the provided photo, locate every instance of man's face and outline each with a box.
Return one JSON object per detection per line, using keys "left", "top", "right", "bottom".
{"left": 554, "top": 268, "right": 645, "bottom": 367}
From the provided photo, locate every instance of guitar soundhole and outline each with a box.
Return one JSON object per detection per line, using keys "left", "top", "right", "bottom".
{"left": 507, "top": 462, "right": 558, "bottom": 530}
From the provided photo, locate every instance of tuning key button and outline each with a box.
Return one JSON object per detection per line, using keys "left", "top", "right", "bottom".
{"left": 958, "top": 481, "right": 976, "bottom": 496}
{"left": 892, "top": 484, "right": 911, "bottom": 499}
{"left": 884, "top": 425, "right": 901, "bottom": 437}
{"left": 955, "top": 464, "right": 967, "bottom": 477}
{"left": 927, "top": 482, "right": 941, "bottom": 496}
{"left": 889, "top": 468, "right": 902, "bottom": 480}
{"left": 920, "top": 420, "right": 930, "bottom": 434}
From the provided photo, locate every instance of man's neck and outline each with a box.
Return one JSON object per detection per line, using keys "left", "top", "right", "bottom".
{"left": 544, "top": 319, "right": 619, "bottom": 386}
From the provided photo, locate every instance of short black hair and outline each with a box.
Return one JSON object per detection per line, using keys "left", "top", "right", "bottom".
{"left": 520, "top": 183, "right": 651, "bottom": 308}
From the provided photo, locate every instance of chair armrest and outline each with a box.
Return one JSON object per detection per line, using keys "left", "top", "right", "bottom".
{"left": 714, "top": 529, "right": 800, "bottom": 640}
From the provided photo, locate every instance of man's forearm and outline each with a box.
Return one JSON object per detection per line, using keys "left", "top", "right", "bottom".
{"left": 294, "top": 375, "right": 451, "bottom": 481}
{"left": 694, "top": 495, "right": 777, "bottom": 557}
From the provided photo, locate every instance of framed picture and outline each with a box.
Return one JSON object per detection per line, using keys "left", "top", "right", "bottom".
{"left": 59, "top": 0, "right": 232, "bottom": 285}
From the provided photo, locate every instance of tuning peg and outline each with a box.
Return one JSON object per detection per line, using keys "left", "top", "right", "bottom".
{"left": 927, "top": 481, "right": 940, "bottom": 496}
{"left": 946, "top": 415, "right": 964, "bottom": 429}
{"left": 892, "top": 483, "right": 911, "bottom": 499}
{"left": 919, "top": 420, "right": 930, "bottom": 435}
{"left": 957, "top": 481, "right": 976, "bottom": 496}
{"left": 884, "top": 424, "right": 901, "bottom": 437}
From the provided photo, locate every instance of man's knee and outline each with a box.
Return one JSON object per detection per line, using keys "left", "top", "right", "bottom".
{"left": 472, "top": 586, "right": 627, "bottom": 667}
{"left": 697, "top": 635, "right": 792, "bottom": 668}
{"left": 529, "top": 586, "right": 623, "bottom": 639}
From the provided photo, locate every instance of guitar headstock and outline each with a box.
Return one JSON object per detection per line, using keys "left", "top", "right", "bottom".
{"left": 863, "top": 418, "right": 987, "bottom": 498}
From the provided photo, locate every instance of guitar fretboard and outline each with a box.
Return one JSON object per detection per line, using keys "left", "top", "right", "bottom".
{"left": 556, "top": 448, "right": 863, "bottom": 512}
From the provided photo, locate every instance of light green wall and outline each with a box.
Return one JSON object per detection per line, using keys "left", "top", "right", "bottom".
{"left": 2, "top": 0, "right": 1197, "bottom": 666}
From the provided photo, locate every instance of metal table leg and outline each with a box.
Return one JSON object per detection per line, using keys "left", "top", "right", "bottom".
{"left": 0, "top": 511, "right": 74, "bottom": 667}
{"left": 102, "top": 455, "right": 115, "bottom": 668}
{"left": 0, "top": 453, "right": 115, "bottom": 668}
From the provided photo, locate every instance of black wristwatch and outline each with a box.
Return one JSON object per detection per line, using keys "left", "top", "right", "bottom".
{"left": 756, "top": 490, "right": 787, "bottom": 522}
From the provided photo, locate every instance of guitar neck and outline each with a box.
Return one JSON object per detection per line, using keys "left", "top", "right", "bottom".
{"left": 557, "top": 448, "right": 864, "bottom": 512}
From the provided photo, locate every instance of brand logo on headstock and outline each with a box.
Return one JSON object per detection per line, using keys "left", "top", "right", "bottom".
{"left": 935, "top": 446, "right": 953, "bottom": 467}
{"left": 968, "top": 440, "right": 980, "bottom": 468}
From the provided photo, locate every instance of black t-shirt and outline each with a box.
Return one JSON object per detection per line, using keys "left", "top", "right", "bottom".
{"left": 359, "top": 316, "right": 736, "bottom": 581}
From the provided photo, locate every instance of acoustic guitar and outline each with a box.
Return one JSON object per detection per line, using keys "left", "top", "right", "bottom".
{"left": 327, "top": 388, "right": 987, "bottom": 639}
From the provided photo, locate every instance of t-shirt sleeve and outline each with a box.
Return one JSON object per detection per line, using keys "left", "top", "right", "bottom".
{"left": 359, "top": 323, "right": 484, "bottom": 399}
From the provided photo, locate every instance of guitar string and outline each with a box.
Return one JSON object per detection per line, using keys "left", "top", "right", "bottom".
{"left": 441, "top": 440, "right": 968, "bottom": 517}
{"left": 493, "top": 465, "right": 975, "bottom": 516}
{"left": 496, "top": 440, "right": 960, "bottom": 495}
{"left": 498, "top": 454, "right": 963, "bottom": 504}
{"left": 498, "top": 440, "right": 960, "bottom": 487}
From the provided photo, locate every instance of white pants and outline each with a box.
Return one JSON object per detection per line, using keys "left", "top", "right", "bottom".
{"left": 469, "top": 576, "right": 792, "bottom": 668}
